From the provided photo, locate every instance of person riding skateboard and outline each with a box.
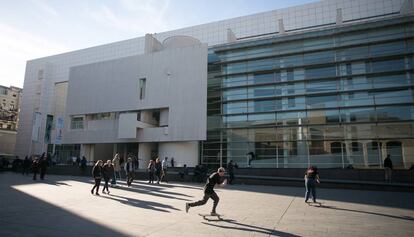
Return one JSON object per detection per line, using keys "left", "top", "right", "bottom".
{"left": 185, "top": 167, "right": 227, "bottom": 216}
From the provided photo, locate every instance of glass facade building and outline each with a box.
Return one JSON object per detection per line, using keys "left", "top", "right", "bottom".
{"left": 203, "top": 16, "right": 414, "bottom": 169}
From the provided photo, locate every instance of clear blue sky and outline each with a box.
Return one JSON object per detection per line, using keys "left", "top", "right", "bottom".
{"left": 0, "top": 0, "right": 317, "bottom": 88}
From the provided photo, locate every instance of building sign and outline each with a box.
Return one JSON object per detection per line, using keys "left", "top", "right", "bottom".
{"left": 31, "top": 112, "right": 41, "bottom": 141}
{"left": 44, "top": 115, "right": 53, "bottom": 143}
{"left": 55, "top": 117, "right": 64, "bottom": 144}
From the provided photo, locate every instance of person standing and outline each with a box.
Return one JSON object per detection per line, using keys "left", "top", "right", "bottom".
{"left": 39, "top": 156, "right": 48, "bottom": 180}
{"left": 304, "top": 166, "right": 320, "bottom": 203}
{"left": 31, "top": 157, "right": 39, "bottom": 180}
{"left": 155, "top": 157, "right": 162, "bottom": 184}
{"left": 80, "top": 156, "right": 87, "bottom": 172}
{"left": 124, "top": 157, "right": 135, "bottom": 187}
{"left": 112, "top": 154, "right": 121, "bottom": 186}
{"left": 102, "top": 160, "right": 114, "bottom": 194}
{"left": 384, "top": 154, "right": 393, "bottom": 182}
{"left": 186, "top": 167, "right": 227, "bottom": 215}
{"left": 170, "top": 157, "right": 175, "bottom": 168}
{"left": 161, "top": 157, "right": 169, "bottom": 183}
{"left": 91, "top": 160, "right": 103, "bottom": 195}
{"left": 179, "top": 164, "right": 189, "bottom": 180}
{"left": 76, "top": 156, "right": 81, "bottom": 167}
{"left": 22, "top": 156, "right": 30, "bottom": 176}
{"left": 227, "top": 160, "right": 238, "bottom": 185}
{"left": 147, "top": 160, "right": 156, "bottom": 184}
{"left": 132, "top": 154, "right": 139, "bottom": 171}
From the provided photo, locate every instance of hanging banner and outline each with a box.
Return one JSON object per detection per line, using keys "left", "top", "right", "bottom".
{"left": 44, "top": 115, "right": 53, "bottom": 143}
{"left": 55, "top": 117, "right": 64, "bottom": 145}
{"left": 31, "top": 112, "right": 41, "bottom": 141}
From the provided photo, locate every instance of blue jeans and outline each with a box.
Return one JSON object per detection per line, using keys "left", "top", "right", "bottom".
{"left": 111, "top": 172, "right": 116, "bottom": 185}
{"left": 305, "top": 178, "right": 316, "bottom": 202}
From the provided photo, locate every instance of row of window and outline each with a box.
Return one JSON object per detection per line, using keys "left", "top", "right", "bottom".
{"left": 221, "top": 105, "right": 414, "bottom": 125}
{"left": 203, "top": 141, "right": 399, "bottom": 156}
{"left": 222, "top": 62, "right": 413, "bottom": 88}
{"left": 202, "top": 139, "right": 406, "bottom": 167}
{"left": 223, "top": 55, "right": 413, "bottom": 78}
{"left": 221, "top": 89, "right": 413, "bottom": 111}
{"left": 223, "top": 78, "right": 413, "bottom": 101}
{"left": 71, "top": 112, "right": 117, "bottom": 129}
{"left": 206, "top": 123, "right": 414, "bottom": 141}
{"left": 219, "top": 24, "right": 414, "bottom": 62}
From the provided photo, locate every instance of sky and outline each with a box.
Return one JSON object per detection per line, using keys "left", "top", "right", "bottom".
{"left": 0, "top": 0, "right": 317, "bottom": 88}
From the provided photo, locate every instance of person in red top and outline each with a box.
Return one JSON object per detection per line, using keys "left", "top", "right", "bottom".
{"left": 304, "top": 166, "right": 320, "bottom": 203}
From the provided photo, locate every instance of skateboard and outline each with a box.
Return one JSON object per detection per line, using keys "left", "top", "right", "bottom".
{"left": 198, "top": 213, "right": 224, "bottom": 220}
{"left": 306, "top": 201, "right": 322, "bottom": 207}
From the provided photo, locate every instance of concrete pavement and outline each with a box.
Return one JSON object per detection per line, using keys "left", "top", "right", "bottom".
{"left": 0, "top": 172, "right": 413, "bottom": 237}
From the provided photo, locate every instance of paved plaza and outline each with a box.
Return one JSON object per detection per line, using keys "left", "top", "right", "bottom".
{"left": 0, "top": 172, "right": 413, "bottom": 237}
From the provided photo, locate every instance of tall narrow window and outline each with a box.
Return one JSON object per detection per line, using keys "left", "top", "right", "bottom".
{"left": 139, "top": 78, "right": 146, "bottom": 100}
{"left": 137, "top": 111, "right": 141, "bottom": 121}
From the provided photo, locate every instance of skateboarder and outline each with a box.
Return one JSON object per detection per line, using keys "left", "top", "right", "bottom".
{"left": 185, "top": 167, "right": 227, "bottom": 216}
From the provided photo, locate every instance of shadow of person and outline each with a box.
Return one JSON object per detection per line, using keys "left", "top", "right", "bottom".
{"left": 127, "top": 182, "right": 194, "bottom": 197}
{"left": 99, "top": 194, "right": 181, "bottom": 213}
{"left": 42, "top": 180, "right": 72, "bottom": 186}
{"left": 202, "top": 219, "right": 301, "bottom": 237}
{"left": 109, "top": 185, "right": 192, "bottom": 201}
{"left": 314, "top": 204, "right": 414, "bottom": 222}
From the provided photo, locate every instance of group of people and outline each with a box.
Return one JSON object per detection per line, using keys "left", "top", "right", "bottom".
{"left": 86, "top": 153, "right": 402, "bottom": 214}
{"left": 91, "top": 154, "right": 140, "bottom": 195}
{"left": 147, "top": 157, "right": 170, "bottom": 184}
{"left": 91, "top": 159, "right": 116, "bottom": 195}
{"left": 20, "top": 153, "right": 50, "bottom": 180}
{"left": 91, "top": 153, "right": 181, "bottom": 195}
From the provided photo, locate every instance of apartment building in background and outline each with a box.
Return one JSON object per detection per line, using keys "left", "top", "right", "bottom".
{"left": 0, "top": 85, "right": 22, "bottom": 154}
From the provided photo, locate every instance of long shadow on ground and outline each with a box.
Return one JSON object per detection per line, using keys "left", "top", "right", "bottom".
{"left": 202, "top": 219, "right": 301, "bottom": 237}
{"left": 225, "top": 184, "right": 414, "bottom": 210}
{"left": 99, "top": 193, "right": 181, "bottom": 213}
{"left": 0, "top": 172, "right": 128, "bottom": 237}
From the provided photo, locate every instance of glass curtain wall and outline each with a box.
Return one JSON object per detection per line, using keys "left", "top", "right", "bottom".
{"left": 203, "top": 16, "right": 414, "bottom": 169}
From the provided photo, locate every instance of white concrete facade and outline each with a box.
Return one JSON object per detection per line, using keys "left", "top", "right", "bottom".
{"left": 16, "top": 0, "right": 407, "bottom": 165}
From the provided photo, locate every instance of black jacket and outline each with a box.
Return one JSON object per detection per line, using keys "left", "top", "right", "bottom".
{"left": 384, "top": 157, "right": 393, "bottom": 169}
{"left": 102, "top": 164, "right": 114, "bottom": 179}
{"left": 204, "top": 172, "right": 224, "bottom": 194}
{"left": 92, "top": 165, "right": 102, "bottom": 179}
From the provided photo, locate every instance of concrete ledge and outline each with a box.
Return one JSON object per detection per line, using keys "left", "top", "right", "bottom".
{"left": 233, "top": 175, "right": 414, "bottom": 192}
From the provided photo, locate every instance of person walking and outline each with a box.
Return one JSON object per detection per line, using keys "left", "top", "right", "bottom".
{"left": 111, "top": 154, "right": 121, "bottom": 186}
{"left": 91, "top": 160, "right": 103, "bottom": 195}
{"left": 161, "top": 157, "right": 169, "bottom": 183}
{"left": 102, "top": 160, "right": 114, "bottom": 194}
{"left": 185, "top": 167, "right": 227, "bottom": 216}
{"left": 124, "top": 157, "right": 135, "bottom": 187}
{"left": 304, "top": 166, "right": 320, "bottom": 203}
{"left": 155, "top": 157, "right": 162, "bottom": 184}
{"left": 147, "top": 160, "right": 156, "bottom": 184}
{"left": 384, "top": 154, "right": 393, "bottom": 182}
